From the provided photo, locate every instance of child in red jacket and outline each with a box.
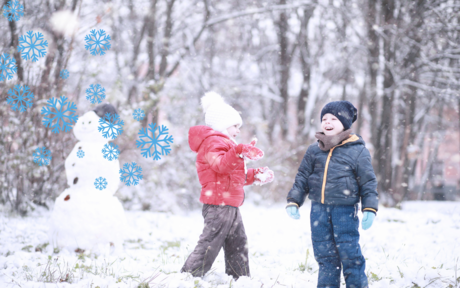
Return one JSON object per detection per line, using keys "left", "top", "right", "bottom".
{"left": 181, "top": 92, "right": 274, "bottom": 279}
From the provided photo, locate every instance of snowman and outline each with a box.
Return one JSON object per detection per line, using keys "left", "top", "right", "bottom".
{"left": 49, "top": 103, "right": 127, "bottom": 254}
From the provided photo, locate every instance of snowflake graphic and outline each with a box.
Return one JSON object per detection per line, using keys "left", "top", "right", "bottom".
{"left": 136, "top": 123, "right": 174, "bottom": 161}
{"left": 41, "top": 96, "right": 79, "bottom": 134}
{"left": 85, "top": 84, "right": 106, "bottom": 104}
{"left": 18, "top": 31, "right": 49, "bottom": 62}
{"left": 77, "top": 150, "right": 84, "bottom": 158}
{"left": 0, "top": 53, "right": 17, "bottom": 81}
{"left": 33, "top": 147, "right": 52, "bottom": 166}
{"left": 133, "top": 109, "right": 145, "bottom": 121}
{"left": 60, "top": 69, "right": 69, "bottom": 80}
{"left": 84, "top": 29, "right": 111, "bottom": 56}
{"left": 94, "top": 177, "right": 107, "bottom": 190}
{"left": 102, "top": 142, "right": 120, "bottom": 161}
{"left": 119, "top": 162, "right": 143, "bottom": 186}
{"left": 98, "top": 113, "right": 124, "bottom": 140}
{"left": 6, "top": 84, "right": 34, "bottom": 113}
{"left": 3, "top": 1, "right": 24, "bottom": 22}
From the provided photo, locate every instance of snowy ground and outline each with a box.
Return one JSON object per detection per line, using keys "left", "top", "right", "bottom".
{"left": 1, "top": 200, "right": 459, "bottom": 288}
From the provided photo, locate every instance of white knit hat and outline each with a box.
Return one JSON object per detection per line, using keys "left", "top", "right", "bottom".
{"left": 201, "top": 91, "right": 243, "bottom": 133}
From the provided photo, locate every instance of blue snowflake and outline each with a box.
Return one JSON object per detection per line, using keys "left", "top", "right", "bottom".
{"left": 85, "top": 84, "right": 106, "bottom": 104}
{"left": 33, "top": 147, "right": 52, "bottom": 166}
{"left": 94, "top": 177, "right": 107, "bottom": 190}
{"left": 41, "top": 96, "right": 79, "bottom": 134}
{"left": 98, "top": 113, "right": 124, "bottom": 140}
{"left": 136, "top": 123, "right": 174, "bottom": 161}
{"left": 84, "top": 29, "right": 111, "bottom": 56}
{"left": 119, "top": 162, "right": 143, "bottom": 186}
{"left": 0, "top": 53, "right": 17, "bottom": 81}
{"left": 77, "top": 150, "right": 84, "bottom": 158}
{"left": 60, "top": 69, "right": 69, "bottom": 79}
{"left": 18, "top": 31, "right": 49, "bottom": 62}
{"left": 6, "top": 84, "right": 34, "bottom": 113}
{"left": 3, "top": 1, "right": 24, "bottom": 22}
{"left": 102, "top": 142, "right": 120, "bottom": 161}
{"left": 133, "top": 109, "right": 145, "bottom": 121}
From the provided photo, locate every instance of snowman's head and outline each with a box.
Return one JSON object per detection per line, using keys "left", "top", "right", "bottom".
{"left": 73, "top": 111, "right": 107, "bottom": 142}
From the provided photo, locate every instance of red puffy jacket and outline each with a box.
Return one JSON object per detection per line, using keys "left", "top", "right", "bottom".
{"left": 188, "top": 126, "right": 255, "bottom": 207}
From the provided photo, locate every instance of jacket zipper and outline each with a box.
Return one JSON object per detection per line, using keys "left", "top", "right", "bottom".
{"left": 321, "top": 148, "right": 335, "bottom": 204}
{"left": 320, "top": 135, "right": 360, "bottom": 204}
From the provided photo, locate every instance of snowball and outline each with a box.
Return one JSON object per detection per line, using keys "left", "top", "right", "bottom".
{"left": 255, "top": 172, "right": 269, "bottom": 182}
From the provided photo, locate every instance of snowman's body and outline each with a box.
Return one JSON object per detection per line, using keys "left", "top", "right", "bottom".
{"left": 65, "top": 141, "right": 120, "bottom": 193}
{"left": 49, "top": 110, "right": 127, "bottom": 254}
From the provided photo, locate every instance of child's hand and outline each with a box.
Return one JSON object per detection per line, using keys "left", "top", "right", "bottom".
{"left": 254, "top": 166, "right": 274, "bottom": 185}
{"left": 286, "top": 204, "right": 300, "bottom": 219}
{"left": 236, "top": 143, "right": 264, "bottom": 161}
{"left": 361, "top": 211, "right": 375, "bottom": 230}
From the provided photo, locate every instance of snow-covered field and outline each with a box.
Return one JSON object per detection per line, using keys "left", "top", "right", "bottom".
{"left": 1, "top": 200, "right": 459, "bottom": 288}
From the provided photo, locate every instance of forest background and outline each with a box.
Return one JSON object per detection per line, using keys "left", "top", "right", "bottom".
{"left": 1, "top": 0, "right": 460, "bottom": 215}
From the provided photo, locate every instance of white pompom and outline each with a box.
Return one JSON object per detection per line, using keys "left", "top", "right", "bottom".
{"left": 201, "top": 91, "right": 225, "bottom": 113}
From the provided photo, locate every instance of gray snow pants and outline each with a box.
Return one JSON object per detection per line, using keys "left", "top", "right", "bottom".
{"left": 181, "top": 204, "right": 250, "bottom": 279}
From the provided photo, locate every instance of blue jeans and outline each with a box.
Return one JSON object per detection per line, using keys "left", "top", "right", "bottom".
{"left": 310, "top": 201, "right": 368, "bottom": 288}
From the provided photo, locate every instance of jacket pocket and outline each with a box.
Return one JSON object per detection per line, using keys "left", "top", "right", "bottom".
{"left": 307, "top": 175, "right": 321, "bottom": 194}
{"left": 346, "top": 177, "right": 358, "bottom": 197}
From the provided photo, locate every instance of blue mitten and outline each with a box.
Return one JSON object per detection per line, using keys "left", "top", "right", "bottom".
{"left": 286, "top": 204, "right": 300, "bottom": 220}
{"left": 361, "top": 211, "right": 375, "bottom": 230}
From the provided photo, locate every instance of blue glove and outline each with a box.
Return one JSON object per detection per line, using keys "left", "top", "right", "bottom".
{"left": 286, "top": 205, "right": 300, "bottom": 220}
{"left": 361, "top": 211, "right": 375, "bottom": 230}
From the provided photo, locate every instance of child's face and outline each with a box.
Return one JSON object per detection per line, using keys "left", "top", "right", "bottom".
{"left": 226, "top": 124, "right": 240, "bottom": 139}
{"left": 321, "top": 113, "right": 344, "bottom": 136}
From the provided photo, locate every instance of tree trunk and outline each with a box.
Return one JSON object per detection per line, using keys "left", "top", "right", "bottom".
{"left": 366, "top": 0, "right": 379, "bottom": 168}
{"left": 276, "top": 0, "right": 290, "bottom": 140}
{"left": 393, "top": 1, "right": 425, "bottom": 203}
{"left": 159, "top": 0, "right": 176, "bottom": 78}
{"left": 377, "top": 0, "right": 395, "bottom": 201}
{"left": 356, "top": 82, "right": 366, "bottom": 135}
{"left": 418, "top": 100, "right": 445, "bottom": 200}
{"left": 339, "top": 2, "right": 349, "bottom": 102}
{"left": 146, "top": 0, "right": 157, "bottom": 81}
{"left": 7, "top": 7, "right": 23, "bottom": 82}
{"left": 145, "top": 0, "right": 159, "bottom": 126}
{"left": 297, "top": 6, "right": 316, "bottom": 141}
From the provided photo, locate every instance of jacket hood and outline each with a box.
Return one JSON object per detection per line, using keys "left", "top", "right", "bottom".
{"left": 188, "top": 125, "right": 230, "bottom": 152}
{"left": 343, "top": 133, "right": 365, "bottom": 146}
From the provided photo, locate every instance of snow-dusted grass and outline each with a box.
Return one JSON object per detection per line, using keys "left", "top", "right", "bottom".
{"left": 1, "top": 201, "right": 459, "bottom": 288}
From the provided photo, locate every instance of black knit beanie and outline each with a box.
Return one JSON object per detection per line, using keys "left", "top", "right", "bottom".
{"left": 320, "top": 101, "right": 358, "bottom": 130}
